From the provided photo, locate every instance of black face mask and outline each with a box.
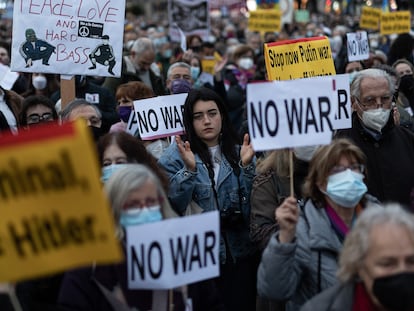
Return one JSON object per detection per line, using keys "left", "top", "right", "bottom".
{"left": 399, "top": 74, "right": 414, "bottom": 96}
{"left": 373, "top": 272, "right": 414, "bottom": 311}
{"left": 88, "top": 125, "right": 104, "bottom": 142}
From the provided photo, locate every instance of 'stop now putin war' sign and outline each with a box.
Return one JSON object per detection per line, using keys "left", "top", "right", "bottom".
{"left": 11, "top": 0, "right": 126, "bottom": 77}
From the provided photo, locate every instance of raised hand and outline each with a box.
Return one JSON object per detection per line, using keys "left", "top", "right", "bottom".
{"left": 275, "top": 196, "right": 299, "bottom": 243}
{"left": 240, "top": 133, "right": 255, "bottom": 166}
{"left": 176, "top": 135, "right": 196, "bottom": 172}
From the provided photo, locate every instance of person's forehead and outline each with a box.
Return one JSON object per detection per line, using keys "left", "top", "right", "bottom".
{"left": 361, "top": 76, "right": 388, "bottom": 90}
{"left": 27, "top": 104, "right": 52, "bottom": 115}
{"left": 193, "top": 100, "right": 218, "bottom": 112}
{"left": 171, "top": 66, "right": 190, "bottom": 76}
{"left": 395, "top": 63, "right": 412, "bottom": 72}
{"left": 69, "top": 106, "right": 99, "bottom": 120}
{"left": 0, "top": 47, "right": 8, "bottom": 56}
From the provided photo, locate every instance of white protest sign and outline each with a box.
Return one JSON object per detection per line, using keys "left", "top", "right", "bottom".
{"left": 247, "top": 75, "right": 351, "bottom": 151}
{"left": 0, "top": 63, "right": 19, "bottom": 90}
{"left": 127, "top": 211, "right": 219, "bottom": 290}
{"left": 11, "top": 0, "right": 125, "bottom": 77}
{"left": 346, "top": 31, "right": 370, "bottom": 62}
{"left": 126, "top": 112, "right": 139, "bottom": 137}
{"left": 133, "top": 93, "right": 187, "bottom": 140}
{"left": 331, "top": 74, "right": 352, "bottom": 130}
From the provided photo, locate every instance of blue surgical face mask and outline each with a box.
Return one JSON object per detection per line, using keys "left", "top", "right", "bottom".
{"left": 163, "top": 49, "right": 172, "bottom": 58}
{"left": 120, "top": 205, "right": 162, "bottom": 226}
{"left": 324, "top": 169, "right": 367, "bottom": 208}
{"left": 190, "top": 66, "right": 200, "bottom": 80}
{"left": 101, "top": 164, "right": 128, "bottom": 183}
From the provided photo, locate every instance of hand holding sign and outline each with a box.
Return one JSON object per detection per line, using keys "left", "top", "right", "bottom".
{"left": 240, "top": 133, "right": 255, "bottom": 167}
{"left": 176, "top": 135, "right": 196, "bottom": 172}
{"left": 276, "top": 196, "right": 299, "bottom": 243}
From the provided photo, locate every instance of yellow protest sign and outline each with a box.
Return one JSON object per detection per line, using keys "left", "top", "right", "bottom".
{"left": 264, "top": 36, "right": 336, "bottom": 81}
{"left": 0, "top": 120, "right": 122, "bottom": 282}
{"left": 380, "top": 11, "right": 411, "bottom": 35}
{"left": 248, "top": 9, "right": 282, "bottom": 33}
{"left": 360, "top": 6, "right": 381, "bottom": 30}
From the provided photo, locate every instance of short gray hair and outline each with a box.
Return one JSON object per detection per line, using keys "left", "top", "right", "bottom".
{"left": 350, "top": 68, "right": 394, "bottom": 100}
{"left": 337, "top": 203, "right": 414, "bottom": 282}
{"left": 104, "top": 164, "right": 176, "bottom": 238}
{"left": 131, "top": 37, "right": 155, "bottom": 56}
{"left": 60, "top": 98, "right": 102, "bottom": 121}
{"left": 167, "top": 61, "right": 191, "bottom": 79}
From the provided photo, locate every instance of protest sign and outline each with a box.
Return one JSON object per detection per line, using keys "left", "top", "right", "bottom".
{"left": 380, "top": 11, "right": 411, "bottom": 35}
{"left": 127, "top": 211, "right": 219, "bottom": 289}
{"left": 360, "top": 6, "right": 381, "bottom": 30}
{"left": 168, "top": 0, "right": 209, "bottom": 42}
{"left": 264, "top": 36, "right": 336, "bottom": 81}
{"left": 0, "top": 120, "right": 122, "bottom": 282}
{"left": 133, "top": 93, "right": 187, "bottom": 140}
{"left": 295, "top": 9, "right": 310, "bottom": 23}
{"left": 10, "top": 0, "right": 125, "bottom": 77}
{"left": 347, "top": 31, "right": 369, "bottom": 62}
{"left": 248, "top": 9, "right": 282, "bottom": 33}
{"left": 246, "top": 75, "right": 351, "bottom": 151}
{"left": 0, "top": 63, "right": 19, "bottom": 90}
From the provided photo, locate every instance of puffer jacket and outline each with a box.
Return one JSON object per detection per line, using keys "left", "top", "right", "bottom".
{"left": 257, "top": 196, "right": 379, "bottom": 311}
{"left": 158, "top": 143, "right": 256, "bottom": 264}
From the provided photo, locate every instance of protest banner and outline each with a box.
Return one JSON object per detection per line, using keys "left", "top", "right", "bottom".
{"left": 127, "top": 211, "right": 219, "bottom": 289}
{"left": 133, "top": 93, "right": 187, "bottom": 140}
{"left": 246, "top": 74, "right": 351, "bottom": 151}
{"left": 360, "top": 6, "right": 381, "bottom": 30}
{"left": 248, "top": 9, "right": 282, "bottom": 33}
{"left": 264, "top": 36, "right": 336, "bottom": 81}
{"left": 346, "top": 31, "right": 370, "bottom": 62}
{"left": 0, "top": 120, "right": 122, "bottom": 282}
{"left": 380, "top": 11, "right": 411, "bottom": 35}
{"left": 168, "top": 0, "right": 210, "bottom": 42}
{"left": 10, "top": 0, "right": 125, "bottom": 77}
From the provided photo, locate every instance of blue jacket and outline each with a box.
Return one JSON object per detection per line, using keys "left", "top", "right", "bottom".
{"left": 158, "top": 143, "right": 257, "bottom": 263}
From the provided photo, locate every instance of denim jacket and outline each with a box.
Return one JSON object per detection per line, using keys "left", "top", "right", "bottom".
{"left": 158, "top": 143, "right": 257, "bottom": 263}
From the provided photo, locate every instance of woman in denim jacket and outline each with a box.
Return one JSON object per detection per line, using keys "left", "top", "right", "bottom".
{"left": 158, "top": 87, "right": 258, "bottom": 311}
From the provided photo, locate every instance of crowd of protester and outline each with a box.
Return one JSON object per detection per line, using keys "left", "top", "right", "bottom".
{"left": 1, "top": 3, "right": 414, "bottom": 311}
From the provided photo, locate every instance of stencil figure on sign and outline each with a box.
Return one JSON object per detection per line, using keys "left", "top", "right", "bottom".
{"left": 19, "top": 28, "right": 56, "bottom": 67}
{"left": 88, "top": 35, "right": 116, "bottom": 75}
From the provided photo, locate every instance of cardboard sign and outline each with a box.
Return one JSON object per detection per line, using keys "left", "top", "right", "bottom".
{"left": 134, "top": 93, "right": 187, "bottom": 140}
{"left": 264, "top": 36, "right": 336, "bottom": 81}
{"left": 11, "top": 0, "right": 125, "bottom": 77}
{"left": 0, "top": 120, "right": 122, "bottom": 282}
{"left": 248, "top": 9, "right": 282, "bottom": 33}
{"left": 360, "top": 6, "right": 381, "bottom": 30}
{"left": 380, "top": 11, "right": 411, "bottom": 35}
{"left": 127, "top": 211, "right": 219, "bottom": 289}
{"left": 246, "top": 75, "right": 351, "bottom": 151}
{"left": 347, "top": 31, "right": 370, "bottom": 62}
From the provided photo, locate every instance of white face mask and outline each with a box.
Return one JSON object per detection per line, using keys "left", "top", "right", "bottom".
{"left": 238, "top": 57, "right": 254, "bottom": 70}
{"left": 32, "top": 75, "right": 47, "bottom": 90}
{"left": 146, "top": 139, "right": 169, "bottom": 159}
{"left": 361, "top": 108, "right": 391, "bottom": 132}
{"left": 293, "top": 145, "right": 320, "bottom": 162}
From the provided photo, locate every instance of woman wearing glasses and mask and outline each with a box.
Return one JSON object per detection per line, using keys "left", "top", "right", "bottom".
{"left": 257, "top": 139, "right": 380, "bottom": 311}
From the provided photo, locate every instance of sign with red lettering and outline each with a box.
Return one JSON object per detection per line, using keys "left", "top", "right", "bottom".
{"left": 0, "top": 120, "right": 122, "bottom": 282}
{"left": 10, "top": 0, "right": 125, "bottom": 77}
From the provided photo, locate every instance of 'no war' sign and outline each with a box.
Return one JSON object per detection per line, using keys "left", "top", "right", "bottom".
{"left": 246, "top": 74, "right": 351, "bottom": 151}
{"left": 127, "top": 211, "right": 219, "bottom": 289}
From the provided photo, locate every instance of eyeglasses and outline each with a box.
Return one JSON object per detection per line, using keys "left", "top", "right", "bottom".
{"left": 355, "top": 94, "right": 392, "bottom": 110}
{"left": 27, "top": 112, "right": 54, "bottom": 124}
{"left": 331, "top": 164, "right": 365, "bottom": 175}
{"left": 123, "top": 197, "right": 162, "bottom": 210}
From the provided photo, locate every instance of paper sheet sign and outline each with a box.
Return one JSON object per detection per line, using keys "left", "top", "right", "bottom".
{"left": 0, "top": 120, "right": 122, "bottom": 282}
{"left": 347, "top": 31, "right": 369, "bottom": 62}
{"left": 11, "top": 0, "right": 125, "bottom": 77}
{"left": 133, "top": 93, "right": 187, "bottom": 140}
{"left": 248, "top": 9, "right": 282, "bottom": 33}
{"left": 246, "top": 74, "right": 351, "bottom": 151}
{"left": 127, "top": 211, "right": 219, "bottom": 289}
{"left": 264, "top": 36, "right": 336, "bottom": 81}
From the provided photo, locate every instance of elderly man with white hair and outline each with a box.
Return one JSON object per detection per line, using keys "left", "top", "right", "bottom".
{"left": 336, "top": 68, "right": 414, "bottom": 208}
